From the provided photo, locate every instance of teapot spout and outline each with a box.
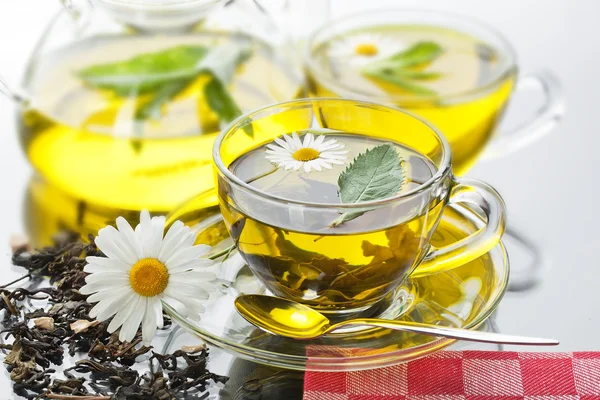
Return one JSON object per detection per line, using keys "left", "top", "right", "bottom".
{"left": 0, "top": 76, "right": 29, "bottom": 106}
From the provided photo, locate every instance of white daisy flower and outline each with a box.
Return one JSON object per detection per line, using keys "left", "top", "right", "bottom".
{"left": 80, "top": 210, "right": 217, "bottom": 344}
{"left": 329, "top": 33, "right": 403, "bottom": 67}
{"left": 265, "top": 132, "right": 348, "bottom": 173}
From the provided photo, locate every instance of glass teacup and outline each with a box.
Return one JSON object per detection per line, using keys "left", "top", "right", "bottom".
{"left": 213, "top": 98, "right": 506, "bottom": 317}
{"left": 305, "top": 9, "right": 564, "bottom": 174}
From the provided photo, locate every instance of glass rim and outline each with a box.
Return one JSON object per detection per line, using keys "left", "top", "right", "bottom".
{"left": 93, "top": 0, "right": 224, "bottom": 9}
{"left": 304, "top": 8, "right": 519, "bottom": 104}
{"left": 213, "top": 97, "right": 453, "bottom": 210}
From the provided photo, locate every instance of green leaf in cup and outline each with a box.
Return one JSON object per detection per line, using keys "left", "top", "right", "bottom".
{"left": 204, "top": 76, "right": 253, "bottom": 137}
{"left": 331, "top": 144, "right": 405, "bottom": 228}
{"left": 77, "top": 44, "right": 253, "bottom": 137}
{"left": 360, "top": 41, "right": 444, "bottom": 96}
{"left": 78, "top": 45, "right": 210, "bottom": 94}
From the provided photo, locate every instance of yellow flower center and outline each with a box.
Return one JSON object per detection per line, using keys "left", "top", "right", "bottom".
{"left": 129, "top": 258, "right": 169, "bottom": 297}
{"left": 292, "top": 148, "right": 320, "bottom": 162}
{"left": 355, "top": 43, "right": 379, "bottom": 57}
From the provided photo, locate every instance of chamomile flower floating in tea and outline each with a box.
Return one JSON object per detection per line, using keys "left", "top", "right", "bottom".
{"left": 308, "top": 19, "right": 516, "bottom": 173}
{"left": 265, "top": 132, "right": 348, "bottom": 172}
{"left": 328, "top": 33, "right": 400, "bottom": 67}
{"left": 225, "top": 128, "right": 435, "bottom": 309}
{"left": 80, "top": 210, "right": 217, "bottom": 344}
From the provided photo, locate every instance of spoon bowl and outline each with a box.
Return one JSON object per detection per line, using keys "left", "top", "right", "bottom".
{"left": 234, "top": 294, "right": 331, "bottom": 339}
{"left": 234, "top": 294, "right": 559, "bottom": 346}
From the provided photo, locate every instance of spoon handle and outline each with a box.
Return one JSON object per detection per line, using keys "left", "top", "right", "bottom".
{"left": 335, "top": 319, "right": 559, "bottom": 346}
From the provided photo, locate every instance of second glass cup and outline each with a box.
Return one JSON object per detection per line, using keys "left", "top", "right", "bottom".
{"left": 305, "top": 9, "right": 564, "bottom": 174}
{"left": 213, "top": 98, "right": 506, "bottom": 317}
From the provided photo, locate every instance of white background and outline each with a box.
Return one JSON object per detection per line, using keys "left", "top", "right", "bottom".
{"left": 0, "top": 0, "right": 596, "bottom": 396}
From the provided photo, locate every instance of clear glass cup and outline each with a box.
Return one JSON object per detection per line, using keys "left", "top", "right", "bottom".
{"left": 0, "top": 0, "right": 303, "bottom": 213}
{"left": 213, "top": 98, "right": 506, "bottom": 317}
{"left": 305, "top": 9, "right": 564, "bottom": 175}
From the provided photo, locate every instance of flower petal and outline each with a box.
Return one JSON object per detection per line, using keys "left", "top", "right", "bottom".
{"left": 91, "top": 288, "right": 134, "bottom": 321}
{"left": 165, "top": 283, "right": 209, "bottom": 301}
{"left": 158, "top": 225, "right": 195, "bottom": 264}
{"left": 96, "top": 227, "right": 137, "bottom": 265}
{"left": 309, "top": 160, "right": 322, "bottom": 172}
{"left": 116, "top": 217, "right": 143, "bottom": 259}
{"left": 118, "top": 297, "right": 146, "bottom": 343}
{"left": 107, "top": 294, "right": 141, "bottom": 333}
{"left": 146, "top": 216, "right": 166, "bottom": 259}
{"left": 166, "top": 244, "right": 211, "bottom": 268}
{"left": 163, "top": 293, "right": 206, "bottom": 316}
{"left": 303, "top": 133, "right": 314, "bottom": 148}
{"left": 168, "top": 258, "right": 213, "bottom": 274}
{"left": 274, "top": 136, "right": 293, "bottom": 152}
{"left": 291, "top": 132, "right": 303, "bottom": 148}
{"left": 169, "top": 271, "right": 217, "bottom": 283}
{"left": 160, "top": 296, "right": 188, "bottom": 317}
{"left": 87, "top": 286, "right": 129, "bottom": 304}
{"left": 84, "top": 263, "right": 127, "bottom": 274}
{"left": 80, "top": 280, "right": 126, "bottom": 295}
{"left": 85, "top": 256, "right": 130, "bottom": 272}
{"left": 85, "top": 273, "right": 128, "bottom": 285}
{"left": 153, "top": 297, "right": 164, "bottom": 329}
{"left": 217, "top": 252, "right": 246, "bottom": 282}
{"left": 142, "top": 297, "right": 158, "bottom": 344}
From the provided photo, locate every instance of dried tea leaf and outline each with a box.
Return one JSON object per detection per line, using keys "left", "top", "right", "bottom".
{"left": 9, "top": 234, "right": 31, "bottom": 254}
{"left": 70, "top": 319, "right": 101, "bottom": 334}
{"left": 181, "top": 344, "right": 207, "bottom": 353}
{"left": 2, "top": 292, "right": 19, "bottom": 315}
{"left": 1, "top": 232, "right": 226, "bottom": 398}
{"left": 33, "top": 317, "right": 55, "bottom": 331}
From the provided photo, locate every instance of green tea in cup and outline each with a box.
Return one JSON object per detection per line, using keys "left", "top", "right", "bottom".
{"left": 215, "top": 99, "right": 506, "bottom": 316}
{"left": 306, "top": 10, "right": 563, "bottom": 175}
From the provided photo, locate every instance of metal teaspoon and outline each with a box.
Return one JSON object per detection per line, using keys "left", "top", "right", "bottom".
{"left": 234, "top": 294, "right": 559, "bottom": 346}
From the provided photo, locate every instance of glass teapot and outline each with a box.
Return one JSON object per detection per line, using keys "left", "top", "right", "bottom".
{"left": 2, "top": 0, "right": 305, "bottom": 213}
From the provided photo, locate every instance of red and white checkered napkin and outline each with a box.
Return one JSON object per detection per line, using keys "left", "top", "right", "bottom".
{"left": 304, "top": 351, "right": 600, "bottom": 399}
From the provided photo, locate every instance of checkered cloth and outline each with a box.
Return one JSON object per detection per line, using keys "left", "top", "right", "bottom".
{"left": 304, "top": 351, "right": 600, "bottom": 399}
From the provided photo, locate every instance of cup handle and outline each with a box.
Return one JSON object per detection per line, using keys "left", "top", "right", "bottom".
{"left": 481, "top": 69, "right": 565, "bottom": 161}
{"left": 411, "top": 178, "right": 507, "bottom": 278}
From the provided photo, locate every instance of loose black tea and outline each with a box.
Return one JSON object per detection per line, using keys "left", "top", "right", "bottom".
{"left": 1, "top": 233, "right": 227, "bottom": 399}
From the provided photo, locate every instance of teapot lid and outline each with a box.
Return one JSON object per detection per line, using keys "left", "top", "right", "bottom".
{"left": 92, "top": 0, "right": 227, "bottom": 30}
{"left": 95, "top": 0, "right": 224, "bottom": 8}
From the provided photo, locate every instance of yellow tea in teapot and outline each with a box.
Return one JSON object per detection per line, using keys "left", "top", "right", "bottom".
{"left": 19, "top": 33, "right": 302, "bottom": 212}
{"left": 220, "top": 131, "right": 444, "bottom": 313}
{"left": 307, "top": 25, "right": 516, "bottom": 174}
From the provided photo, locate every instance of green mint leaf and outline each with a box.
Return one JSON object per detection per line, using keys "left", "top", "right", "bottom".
{"left": 78, "top": 45, "right": 209, "bottom": 94}
{"left": 362, "top": 41, "right": 444, "bottom": 73}
{"left": 386, "top": 41, "right": 444, "bottom": 67}
{"left": 363, "top": 71, "right": 437, "bottom": 95}
{"left": 79, "top": 44, "right": 253, "bottom": 137}
{"left": 331, "top": 144, "right": 405, "bottom": 227}
{"left": 360, "top": 41, "right": 443, "bottom": 95}
{"left": 134, "top": 79, "right": 193, "bottom": 120}
{"left": 391, "top": 70, "right": 443, "bottom": 80}
{"left": 204, "top": 75, "right": 253, "bottom": 137}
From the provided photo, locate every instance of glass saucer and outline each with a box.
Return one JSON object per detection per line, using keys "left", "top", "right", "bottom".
{"left": 164, "top": 195, "right": 509, "bottom": 372}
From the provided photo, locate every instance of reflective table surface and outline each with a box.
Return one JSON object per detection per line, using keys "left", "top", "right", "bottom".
{"left": 0, "top": 0, "right": 591, "bottom": 398}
